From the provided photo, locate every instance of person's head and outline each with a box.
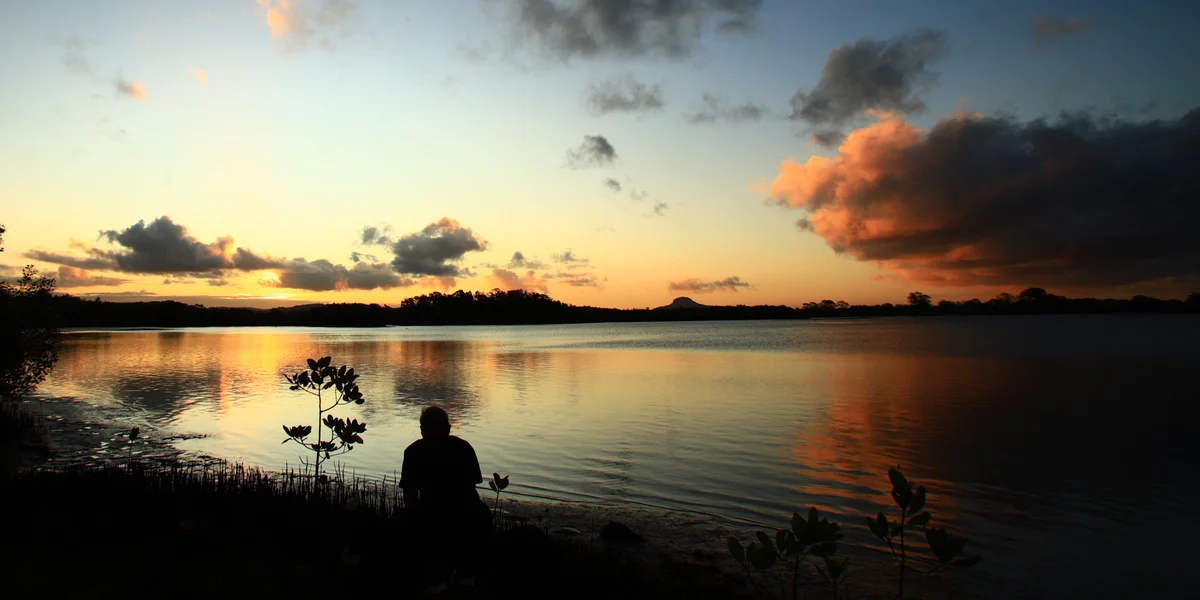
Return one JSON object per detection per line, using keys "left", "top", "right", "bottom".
{"left": 419, "top": 405, "right": 451, "bottom": 438}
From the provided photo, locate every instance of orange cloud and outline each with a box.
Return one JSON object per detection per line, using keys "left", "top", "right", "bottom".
{"left": 256, "top": 0, "right": 356, "bottom": 50}
{"left": 257, "top": 0, "right": 297, "bottom": 38}
{"left": 192, "top": 69, "right": 208, "bottom": 84}
{"left": 55, "top": 265, "right": 129, "bottom": 288}
{"left": 116, "top": 80, "right": 148, "bottom": 100}
{"left": 769, "top": 108, "right": 1200, "bottom": 290}
{"left": 488, "top": 268, "right": 548, "bottom": 294}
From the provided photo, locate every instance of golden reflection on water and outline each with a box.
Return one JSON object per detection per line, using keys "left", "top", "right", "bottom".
{"left": 40, "top": 320, "right": 1200, "bottom": 598}
{"left": 786, "top": 354, "right": 1007, "bottom": 516}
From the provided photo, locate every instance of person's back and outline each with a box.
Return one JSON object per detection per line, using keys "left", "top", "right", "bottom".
{"left": 401, "top": 434, "right": 481, "bottom": 514}
{"left": 400, "top": 406, "right": 490, "bottom": 589}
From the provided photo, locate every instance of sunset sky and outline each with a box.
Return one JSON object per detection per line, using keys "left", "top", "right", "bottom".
{"left": 2, "top": 1, "right": 1198, "bottom": 309}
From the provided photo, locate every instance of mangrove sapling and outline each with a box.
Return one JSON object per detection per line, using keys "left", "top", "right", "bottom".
{"left": 866, "top": 466, "right": 981, "bottom": 599}
{"left": 281, "top": 356, "right": 367, "bottom": 483}
{"left": 126, "top": 427, "right": 139, "bottom": 470}
{"left": 488, "top": 472, "right": 510, "bottom": 524}
{"left": 727, "top": 506, "right": 845, "bottom": 600}
{"left": 814, "top": 556, "right": 851, "bottom": 599}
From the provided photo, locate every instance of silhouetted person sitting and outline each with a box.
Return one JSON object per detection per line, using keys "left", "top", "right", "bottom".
{"left": 400, "top": 406, "right": 490, "bottom": 590}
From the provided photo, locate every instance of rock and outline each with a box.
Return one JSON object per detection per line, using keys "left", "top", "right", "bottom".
{"left": 600, "top": 521, "right": 645, "bottom": 546}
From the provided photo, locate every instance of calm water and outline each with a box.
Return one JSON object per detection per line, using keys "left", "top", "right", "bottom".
{"left": 39, "top": 317, "right": 1200, "bottom": 596}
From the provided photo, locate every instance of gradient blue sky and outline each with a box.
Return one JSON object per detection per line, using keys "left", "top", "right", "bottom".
{"left": 2, "top": 1, "right": 1197, "bottom": 308}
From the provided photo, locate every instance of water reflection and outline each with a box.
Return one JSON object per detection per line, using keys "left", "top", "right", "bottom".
{"left": 37, "top": 318, "right": 1200, "bottom": 597}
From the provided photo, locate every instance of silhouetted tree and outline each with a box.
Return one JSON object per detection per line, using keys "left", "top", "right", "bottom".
{"left": 989, "top": 292, "right": 1016, "bottom": 307}
{"left": 0, "top": 264, "right": 62, "bottom": 398}
{"left": 907, "top": 291, "right": 932, "bottom": 309}
{"left": 1018, "top": 288, "right": 1048, "bottom": 302}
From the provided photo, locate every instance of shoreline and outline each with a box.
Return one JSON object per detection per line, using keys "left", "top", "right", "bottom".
{"left": 10, "top": 395, "right": 989, "bottom": 599}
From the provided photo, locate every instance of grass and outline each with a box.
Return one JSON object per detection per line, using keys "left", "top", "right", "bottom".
{"left": 0, "top": 461, "right": 749, "bottom": 599}
{"left": 0, "top": 397, "right": 43, "bottom": 441}
{"left": 0, "top": 398, "right": 49, "bottom": 474}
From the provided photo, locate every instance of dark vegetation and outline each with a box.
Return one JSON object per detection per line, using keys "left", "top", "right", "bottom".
{"left": 281, "top": 356, "right": 368, "bottom": 480}
{"left": 0, "top": 226, "right": 62, "bottom": 398}
{"left": 39, "top": 286, "right": 1200, "bottom": 328}
{"left": 728, "top": 467, "right": 978, "bottom": 600}
{"left": 1, "top": 224, "right": 61, "bottom": 457}
{"left": 0, "top": 462, "right": 743, "bottom": 600}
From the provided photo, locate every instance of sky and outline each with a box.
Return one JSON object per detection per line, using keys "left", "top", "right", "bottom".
{"left": 1, "top": 0, "right": 1198, "bottom": 309}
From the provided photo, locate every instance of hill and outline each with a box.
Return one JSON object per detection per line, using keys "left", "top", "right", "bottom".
{"left": 654, "top": 297, "right": 709, "bottom": 310}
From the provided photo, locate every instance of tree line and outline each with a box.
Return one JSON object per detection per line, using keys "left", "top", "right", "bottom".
{"left": 21, "top": 286, "right": 1199, "bottom": 329}
{"left": 42, "top": 289, "right": 803, "bottom": 328}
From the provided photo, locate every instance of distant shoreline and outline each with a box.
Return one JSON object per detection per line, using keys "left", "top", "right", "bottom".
{"left": 40, "top": 288, "right": 1200, "bottom": 328}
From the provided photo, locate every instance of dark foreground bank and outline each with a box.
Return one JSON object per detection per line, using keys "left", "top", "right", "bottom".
{"left": 0, "top": 462, "right": 752, "bottom": 600}
{"left": 1, "top": 398, "right": 997, "bottom": 599}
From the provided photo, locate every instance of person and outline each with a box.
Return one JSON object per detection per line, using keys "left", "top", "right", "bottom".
{"left": 400, "top": 406, "right": 491, "bottom": 589}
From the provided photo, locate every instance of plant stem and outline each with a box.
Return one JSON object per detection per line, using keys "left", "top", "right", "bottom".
{"left": 315, "top": 387, "right": 322, "bottom": 480}
{"left": 898, "top": 506, "right": 907, "bottom": 600}
{"left": 742, "top": 565, "right": 763, "bottom": 596}
{"left": 792, "top": 557, "right": 800, "bottom": 600}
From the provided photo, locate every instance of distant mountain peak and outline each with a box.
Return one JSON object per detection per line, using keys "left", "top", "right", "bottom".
{"left": 654, "top": 296, "right": 708, "bottom": 310}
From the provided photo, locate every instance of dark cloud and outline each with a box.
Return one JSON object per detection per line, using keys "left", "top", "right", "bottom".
{"left": 686, "top": 93, "right": 765, "bottom": 124}
{"left": 810, "top": 130, "right": 846, "bottom": 148}
{"left": 1034, "top": 17, "right": 1094, "bottom": 47}
{"left": 769, "top": 108, "right": 1200, "bottom": 289}
{"left": 504, "top": 0, "right": 762, "bottom": 60}
{"left": 587, "top": 76, "right": 665, "bottom": 115}
{"left": 508, "top": 251, "right": 546, "bottom": 270}
{"left": 489, "top": 268, "right": 549, "bottom": 294}
{"left": 604, "top": 178, "right": 622, "bottom": 192}
{"left": 86, "top": 290, "right": 158, "bottom": 298}
{"left": 272, "top": 258, "right": 413, "bottom": 291}
{"left": 566, "top": 135, "right": 617, "bottom": 168}
{"left": 59, "top": 36, "right": 94, "bottom": 76}
{"left": 789, "top": 30, "right": 948, "bottom": 129}
{"left": 232, "top": 247, "right": 284, "bottom": 271}
{"left": 36, "top": 216, "right": 475, "bottom": 293}
{"left": 544, "top": 272, "right": 602, "bottom": 287}
{"left": 85, "top": 292, "right": 316, "bottom": 309}
{"left": 668, "top": 276, "right": 750, "bottom": 293}
{"left": 652, "top": 200, "right": 669, "bottom": 216}
{"left": 207, "top": 279, "right": 231, "bottom": 287}
{"left": 23, "top": 250, "right": 116, "bottom": 270}
{"left": 373, "top": 218, "right": 488, "bottom": 277}
{"left": 91, "top": 217, "right": 277, "bottom": 274}
{"left": 53, "top": 265, "right": 130, "bottom": 288}
{"left": 360, "top": 225, "right": 393, "bottom": 246}
{"left": 552, "top": 250, "right": 590, "bottom": 266}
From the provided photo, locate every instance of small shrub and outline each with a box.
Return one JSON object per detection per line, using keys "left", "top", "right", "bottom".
{"left": 488, "top": 472, "right": 510, "bottom": 522}
{"left": 126, "top": 427, "right": 140, "bottom": 469}
{"left": 866, "top": 466, "right": 981, "bottom": 598}
{"left": 727, "top": 506, "right": 845, "bottom": 599}
{"left": 281, "top": 356, "right": 367, "bottom": 481}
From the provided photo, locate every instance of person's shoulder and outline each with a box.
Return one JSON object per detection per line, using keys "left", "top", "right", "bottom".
{"left": 447, "top": 435, "right": 475, "bottom": 450}
{"left": 403, "top": 438, "right": 425, "bottom": 454}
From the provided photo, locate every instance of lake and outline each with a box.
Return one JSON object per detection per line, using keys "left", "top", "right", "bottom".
{"left": 37, "top": 316, "right": 1200, "bottom": 597}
